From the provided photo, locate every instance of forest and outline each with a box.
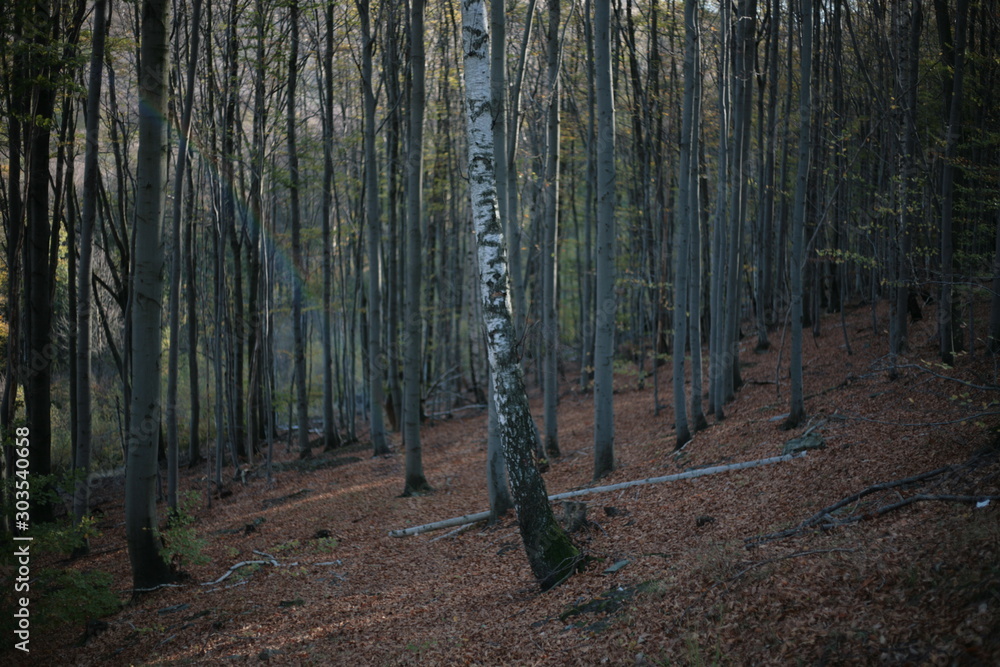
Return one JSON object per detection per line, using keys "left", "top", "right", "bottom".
{"left": 2, "top": 0, "right": 1000, "bottom": 663}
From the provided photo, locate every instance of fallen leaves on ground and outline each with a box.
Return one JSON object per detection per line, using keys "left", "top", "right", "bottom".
{"left": 18, "top": 301, "right": 1000, "bottom": 665}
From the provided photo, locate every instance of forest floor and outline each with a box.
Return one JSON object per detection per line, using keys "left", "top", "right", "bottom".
{"left": 13, "top": 300, "right": 1000, "bottom": 666}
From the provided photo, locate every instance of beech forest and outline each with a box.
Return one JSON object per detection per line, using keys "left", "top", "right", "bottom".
{"left": 2, "top": 0, "right": 1000, "bottom": 663}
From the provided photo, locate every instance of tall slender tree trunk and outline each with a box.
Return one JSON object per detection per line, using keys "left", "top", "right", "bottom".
{"left": 126, "top": 0, "right": 174, "bottom": 590}
{"left": 488, "top": 0, "right": 514, "bottom": 518}
{"left": 166, "top": 0, "right": 202, "bottom": 510}
{"left": 461, "top": 0, "right": 581, "bottom": 589}
{"left": 580, "top": 0, "right": 596, "bottom": 393}
{"left": 288, "top": 0, "right": 310, "bottom": 458}
{"left": 542, "top": 0, "right": 562, "bottom": 460}
{"left": 321, "top": 0, "right": 341, "bottom": 450}
{"left": 989, "top": 213, "right": 1000, "bottom": 354}
{"left": 708, "top": 0, "right": 731, "bottom": 420}
{"left": 755, "top": 0, "right": 780, "bottom": 350}
{"left": 722, "top": 0, "right": 755, "bottom": 402}
{"left": 358, "top": 0, "right": 390, "bottom": 456}
{"left": 185, "top": 158, "right": 202, "bottom": 467}
{"left": 592, "top": 0, "right": 616, "bottom": 478}
{"left": 686, "top": 13, "right": 707, "bottom": 434}
{"left": 786, "top": 0, "right": 813, "bottom": 429}
{"left": 672, "top": 0, "right": 698, "bottom": 450}
{"left": 402, "top": 0, "right": 432, "bottom": 495}
{"left": 24, "top": 0, "right": 56, "bottom": 526}
{"left": 939, "top": 0, "right": 968, "bottom": 365}
{"left": 506, "top": 0, "right": 539, "bottom": 339}
{"left": 889, "top": 0, "right": 922, "bottom": 369}
{"left": 75, "top": 0, "right": 110, "bottom": 547}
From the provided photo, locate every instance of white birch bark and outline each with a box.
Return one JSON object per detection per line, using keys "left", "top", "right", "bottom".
{"left": 461, "top": 0, "right": 580, "bottom": 590}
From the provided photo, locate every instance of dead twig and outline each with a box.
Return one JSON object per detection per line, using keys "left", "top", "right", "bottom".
{"left": 747, "top": 465, "right": 954, "bottom": 546}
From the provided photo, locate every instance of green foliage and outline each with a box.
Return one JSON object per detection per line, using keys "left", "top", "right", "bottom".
{"left": 0, "top": 567, "right": 121, "bottom": 651}
{"left": 161, "top": 491, "right": 210, "bottom": 569}
{"left": 313, "top": 536, "right": 339, "bottom": 553}
{"left": 32, "top": 514, "right": 102, "bottom": 557}
{"left": 35, "top": 568, "right": 122, "bottom": 628}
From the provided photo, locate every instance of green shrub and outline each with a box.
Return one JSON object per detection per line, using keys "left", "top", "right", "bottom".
{"left": 161, "top": 490, "right": 210, "bottom": 569}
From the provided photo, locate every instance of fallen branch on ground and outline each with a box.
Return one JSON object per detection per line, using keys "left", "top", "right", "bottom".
{"left": 747, "top": 465, "right": 954, "bottom": 546}
{"left": 389, "top": 452, "right": 808, "bottom": 537}
{"left": 748, "top": 458, "right": 1000, "bottom": 546}
{"left": 200, "top": 559, "right": 277, "bottom": 586}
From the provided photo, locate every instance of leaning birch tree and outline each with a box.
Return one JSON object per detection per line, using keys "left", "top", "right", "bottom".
{"left": 461, "top": 0, "right": 581, "bottom": 590}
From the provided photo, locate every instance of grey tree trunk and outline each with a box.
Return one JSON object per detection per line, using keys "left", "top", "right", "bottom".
{"left": 75, "top": 0, "right": 110, "bottom": 548}
{"left": 166, "top": 0, "right": 202, "bottom": 510}
{"left": 889, "top": 0, "right": 922, "bottom": 368}
{"left": 505, "top": 0, "right": 538, "bottom": 337}
{"left": 755, "top": 0, "right": 780, "bottom": 352}
{"left": 939, "top": 0, "right": 968, "bottom": 365}
{"left": 402, "top": 0, "right": 431, "bottom": 495}
{"left": 786, "top": 0, "right": 813, "bottom": 429}
{"left": 722, "top": 0, "right": 755, "bottom": 403}
{"left": 321, "top": 1, "right": 341, "bottom": 450}
{"left": 125, "top": 0, "right": 174, "bottom": 590}
{"left": 488, "top": 0, "right": 514, "bottom": 517}
{"left": 708, "top": 0, "right": 730, "bottom": 420}
{"left": 542, "top": 0, "right": 562, "bottom": 460}
{"left": 592, "top": 0, "right": 616, "bottom": 479}
{"left": 186, "top": 139, "right": 201, "bottom": 468}
{"left": 672, "top": 0, "right": 698, "bottom": 450}
{"left": 462, "top": 0, "right": 581, "bottom": 590}
{"left": 25, "top": 0, "right": 56, "bottom": 526}
{"left": 686, "top": 6, "right": 707, "bottom": 434}
{"left": 580, "top": 0, "right": 596, "bottom": 393}
{"left": 358, "top": 0, "right": 390, "bottom": 456}
{"left": 287, "top": 0, "right": 310, "bottom": 458}
{"left": 989, "top": 214, "right": 1000, "bottom": 354}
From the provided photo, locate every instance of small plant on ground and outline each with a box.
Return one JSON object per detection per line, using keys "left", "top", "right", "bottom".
{"left": 161, "top": 490, "right": 210, "bottom": 569}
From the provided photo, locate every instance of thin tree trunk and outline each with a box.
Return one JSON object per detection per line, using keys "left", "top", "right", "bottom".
{"left": 74, "top": 0, "right": 110, "bottom": 549}
{"left": 321, "top": 0, "right": 341, "bottom": 450}
{"left": 593, "top": 0, "right": 615, "bottom": 478}
{"left": 672, "top": 0, "right": 697, "bottom": 449}
{"left": 126, "top": 0, "right": 174, "bottom": 590}
{"left": 288, "top": 0, "right": 310, "bottom": 458}
{"left": 939, "top": 0, "right": 968, "bottom": 365}
{"left": 167, "top": 0, "right": 202, "bottom": 511}
{"left": 25, "top": 0, "right": 56, "bottom": 526}
{"left": 488, "top": 0, "right": 514, "bottom": 518}
{"left": 506, "top": 0, "right": 539, "bottom": 336}
{"left": 542, "top": 0, "right": 562, "bottom": 460}
{"left": 687, "top": 12, "right": 707, "bottom": 434}
{"left": 358, "top": 0, "right": 390, "bottom": 456}
{"left": 989, "top": 213, "right": 1000, "bottom": 354}
{"left": 402, "top": 0, "right": 431, "bottom": 495}
{"left": 786, "top": 0, "right": 813, "bottom": 429}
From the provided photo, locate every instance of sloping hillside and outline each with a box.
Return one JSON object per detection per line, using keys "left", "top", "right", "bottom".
{"left": 19, "top": 302, "right": 1000, "bottom": 665}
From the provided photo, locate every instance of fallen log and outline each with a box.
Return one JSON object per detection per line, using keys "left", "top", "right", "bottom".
{"left": 389, "top": 451, "right": 808, "bottom": 538}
